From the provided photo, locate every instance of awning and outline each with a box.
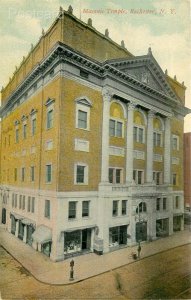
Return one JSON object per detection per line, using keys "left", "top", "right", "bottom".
{"left": 10, "top": 212, "right": 24, "bottom": 220}
{"left": 22, "top": 218, "right": 36, "bottom": 226}
{"left": 32, "top": 225, "right": 52, "bottom": 244}
{"left": 64, "top": 224, "right": 96, "bottom": 233}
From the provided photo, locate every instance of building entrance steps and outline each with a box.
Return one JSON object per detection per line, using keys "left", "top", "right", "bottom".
{"left": 0, "top": 227, "right": 190, "bottom": 285}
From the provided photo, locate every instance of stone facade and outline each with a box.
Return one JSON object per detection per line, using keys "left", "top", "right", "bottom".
{"left": 0, "top": 7, "right": 190, "bottom": 261}
{"left": 184, "top": 132, "right": 191, "bottom": 208}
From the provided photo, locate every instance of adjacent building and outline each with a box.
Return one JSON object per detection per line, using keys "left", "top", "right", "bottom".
{"left": 184, "top": 132, "right": 191, "bottom": 209}
{"left": 0, "top": 6, "right": 190, "bottom": 261}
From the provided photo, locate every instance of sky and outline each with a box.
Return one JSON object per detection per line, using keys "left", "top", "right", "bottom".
{"left": 0, "top": 0, "right": 190, "bottom": 132}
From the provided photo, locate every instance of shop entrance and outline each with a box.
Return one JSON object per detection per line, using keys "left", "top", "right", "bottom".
{"left": 18, "top": 220, "right": 24, "bottom": 240}
{"left": 136, "top": 222, "right": 147, "bottom": 242}
{"left": 82, "top": 228, "right": 91, "bottom": 250}
{"left": 11, "top": 216, "right": 16, "bottom": 235}
{"left": 156, "top": 218, "right": 169, "bottom": 237}
{"left": 173, "top": 216, "right": 182, "bottom": 232}
{"left": 27, "top": 225, "right": 35, "bottom": 245}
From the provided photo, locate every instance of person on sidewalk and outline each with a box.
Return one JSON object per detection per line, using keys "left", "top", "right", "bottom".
{"left": 137, "top": 242, "right": 141, "bottom": 259}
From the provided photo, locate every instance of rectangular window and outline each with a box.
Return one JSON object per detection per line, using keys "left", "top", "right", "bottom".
{"left": 172, "top": 173, "right": 177, "bottom": 186}
{"left": 23, "top": 124, "right": 27, "bottom": 139}
{"left": 109, "top": 119, "right": 123, "bottom": 137}
{"left": 82, "top": 201, "right": 89, "bottom": 217}
{"left": 134, "top": 126, "right": 144, "bottom": 143}
{"left": 78, "top": 110, "right": 87, "bottom": 129}
{"left": 172, "top": 135, "right": 179, "bottom": 150}
{"left": 153, "top": 132, "right": 162, "bottom": 147}
{"left": 133, "top": 170, "right": 144, "bottom": 184}
{"left": 163, "top": 198, "right": 167, "bottom": 210}
{"left": 109, "top": 168, "right": 114, "bottom": 183}
{"left": 31, "top": 166, "right": 35, "bottom": 182}
{"left": 27, "top": 196, "right": 31, "bottom": 212}
{"left": 19, "top": 195, "right": 22, "bottom": 209}
{"left": 47, "top": 109, "right": 54, "bottom": 129}
{"left": 156, "top": 198, "right": 160, "bottom": 211}
{"left": 76, "top": 165, "right": 85, "bottom": 183}
{"left": 15, "top": 194, "right": 17, "bottom": 208}
{"left": 32, "top": 118, "right": 36, "bottom": 136}
{"left": 15, "top": 129, "right": 19, "bottom": 143}
{"left": 31, "top": 197, "right": 35, "bottom": 213}
{"left": 112, "top": 200, "right": 118, "bottom": 216}
{"left": 21, "top": 167, "right": 25, "bottom": 182}
{"left": 153, "top": 172, "right": 163, "bottom": 185}
{"left": 22, "top": 196, "right": 25, "bottom": 210}
{"left": 46, "top": 164, "right": 52, "bottom": 183}
{"left": 137, "top": 171, "right": 143, "bottom": 184}
{"left": 68, "top": 201, "right": 76, "bottom": 219}
{"left": 122, "top": 200, "right": 127, "bottom": 215}
{"left": 116, "top": 169, "right": 121, "bottom": 184}
{"left": 14, "top": 168, "right": 17, "bottom": 181}
{"left": 175, "top": 196, "right": 179, "bottom": 209}
{"left": 45, "top": 200, "right": 50, "bottom": 218}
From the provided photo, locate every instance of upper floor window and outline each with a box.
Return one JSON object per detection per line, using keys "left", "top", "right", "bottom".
{"left": 133, "top": 170, "right": 144, "bottom": 185}
{"left": 45, "top": 200, "right": 50, "bottom": 218}
{"left": 153, "top": 132, "right": 162, "bottom": 147}
{"left": 133, "top": 126, "right": 144, "bottom": 143}
{"left": 109, "top": 168, "right": 123, "bottom": 184}
{"left": 122, "top": 200, "right": 127, "bottom": 215}
{"left": 14, "top": 168, "right": 17, "bottom": 181}
{"left": 163, "top": 198, "right": 167, "bottom": 210}
{"left": 46, "top": 164, "right": 52, "bottom": 183}
{"left": 21, "top": 167, "right": 25, "bottom": 182}
{"left": 23, "top": 124, "right": 27, "bottom": 139}
{"left": 172, "top": 135, "right": 179, "bottom": 150}
{"left": 82, "top": 201, "right": 89, "bottom": 217}
{"left": 32, "top": 118, "right": 36, "bottom": 136}
{"left": 172, "top": 173, "right": 177, "bottom": 186}
{"left": 15, "top": 128, "right": 19, "bottom": 143}
{"left": 68, "top": 201, "right": 77, "bottom": 219}
{"left": 112, "top": 200, "right": 119, "bottom": 216}
{"left": 76, "top": 98, "right": 91, "bottom": 130}
{"left": 31, "top": 166, "right": 35, "bottom": 182}
{"left": 156, "top": 198, "right": 160, "bottom": 211}
{"left": 75, "top": 163, "right": 88, "bottom": 184}
{"left": 153, "top": 171, "right": 163, "bottom": 185}
{"left": 45, "top": 98, "right": 55, "bottom": 130}
{"left": 174, "top": 196, "right": 180, "bottom": 209}
{"left": 136, "top": 202, "right": 147, "bottom": 214}
{"left": 109, "top": 119, "right": 123, "bottom": 137}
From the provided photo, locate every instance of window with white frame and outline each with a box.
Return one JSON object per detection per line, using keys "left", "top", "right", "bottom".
{"left": 76, "top": 99, "right": 91, "bottom": 130}
{"left": 31, "top": 117, "right": 36, "bottom": 136}
{"left": 27, "top": 196, "right": 31, "bottom": 212}
{"left": 75, "top": 163, "right": 88, "bottom": 184}
{"left": 153, "top": 171, "right": 163, "bottom": 185}
{"left": 31, "top": 166, "right": 35, "bottom": 182}
{"left": 133, "top": 126, "right": 144, "bottom": 143}
{"left": 68, "top": 201, "right": 77, "bottom": 219}
{"left": 122, "top": 200, "right": 127, "bottom": 215}
{"left": 112, "top": 200, "right": 119, "bottom": 216}
{"left": 46, "top": 164, "right": 52, "bottom": 183}
{"left": 45, "top": 200, "right": 50, "bottom": 218}
{"left": 133, "top": 170, "right": 144, "bottom": 184}
{"left": 153, "top": 132, "right": 162, "bottom": 147}
{"left": 23, "top": 123, "right": 27, "bottom": 139}
{"left": 21, "top": 167, "right": 25, "bottom": 182}
{"left": 174, "top": 196, "right": 180, "bottom": 209}
{"left": 109, "top": 168, "right": 123, "bottom": 184}
{"left": 82, "top": 201, "right": 89, "bottom": 217}
{"left": 45, "top": 98, "right": 55, "bottom": 130}
{"left": 136, "top": 202, "right": 147, "bottom": 213}
{"left": 156, "top": 198, "right": 160, "bottom": 211}
{"left": 109, "top": 119, "right": 123, "bottom": 137}
{"left": 172, "top": 173, "right": 177, "bottom": 186}
{"left": 172, "top": 135, "right": 179, "bottom": 150}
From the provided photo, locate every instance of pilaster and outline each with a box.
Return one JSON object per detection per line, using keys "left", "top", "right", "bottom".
{"left": 101, "top": 88, "right": 112, "bottom": 183}
{"left": 146, "top": 110, "right": 155, "bottom": 183}
{"left": 164, "top": 117, "right": 171, "bottom": 184}
{"left": 126, "top": 102, "right": 136, "bottom": 184}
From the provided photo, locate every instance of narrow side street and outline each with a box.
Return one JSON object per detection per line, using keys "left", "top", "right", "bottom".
{"left": 0, "top": 244, "right": 190, "bottom": 299}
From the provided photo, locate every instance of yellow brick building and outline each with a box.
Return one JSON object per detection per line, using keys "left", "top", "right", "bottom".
{"left": 0, "top": 6, "right": 190, "bottom": 261}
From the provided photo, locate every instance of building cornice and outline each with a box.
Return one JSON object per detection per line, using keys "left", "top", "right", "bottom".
{"left": 0, "top": 42, "right": 189, "bottom": 118}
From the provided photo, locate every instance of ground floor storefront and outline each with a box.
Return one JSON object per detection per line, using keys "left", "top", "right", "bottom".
{"left": 156, "top": 218, "right": 169, "bottom": 237}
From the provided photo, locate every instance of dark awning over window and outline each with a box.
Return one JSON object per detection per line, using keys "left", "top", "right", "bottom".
{"left": 32, "top": 225, "right": 52, "bottom": 244}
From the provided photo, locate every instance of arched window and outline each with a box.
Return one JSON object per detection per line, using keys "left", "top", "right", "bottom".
{"left": 109, "top": 101, "right": 125, "bottom": 138}
{"left": 133, "top": 110, "right": 146, "bottom": 143}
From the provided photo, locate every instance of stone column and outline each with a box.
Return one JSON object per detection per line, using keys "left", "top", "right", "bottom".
{"left": 15, "top": 220, "right": 19, "bottom": 237}
{"left": 101, "top": 88, "right": 112, "bottom": 183}
{"left": 23, "top": 225, "right": 27, "bottom": 243}
{"left": 164, "top": 117, "right": 171, "bottom": 184}
{"left": 146, "top": 110, "right": 155, "bottom": 183}
{"left": 126, "top": 102, "right": 136, "bottom": 184}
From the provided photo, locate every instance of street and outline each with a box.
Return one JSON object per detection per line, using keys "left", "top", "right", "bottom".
{"left": 0, "top": 244, "right": 190, "bottom": 299}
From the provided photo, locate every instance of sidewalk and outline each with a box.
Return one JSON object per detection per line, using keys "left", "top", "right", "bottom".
{"left": 0, "top": 227, "right": 190, "bottom": 285}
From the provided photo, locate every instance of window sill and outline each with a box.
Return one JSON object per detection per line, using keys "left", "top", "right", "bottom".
{"left": 76, "top": 127, "right": 90, "bottom": 132}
